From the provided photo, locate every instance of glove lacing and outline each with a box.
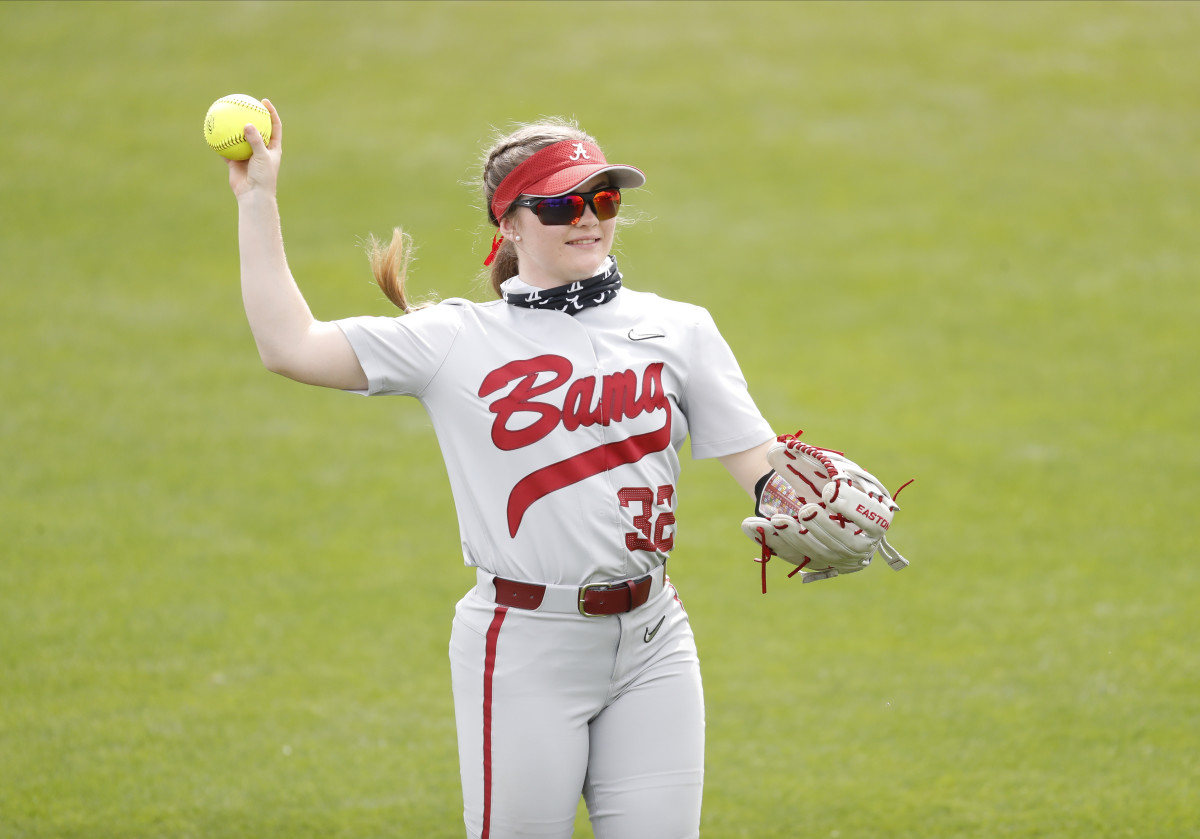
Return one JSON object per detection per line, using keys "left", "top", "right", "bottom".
{"left": 751, "top": 430, "right": 913, "bottom": 593}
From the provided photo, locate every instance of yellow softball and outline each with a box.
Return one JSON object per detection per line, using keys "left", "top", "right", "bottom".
{"left": 203, "top": 94, "right": 271, "bottom": 160}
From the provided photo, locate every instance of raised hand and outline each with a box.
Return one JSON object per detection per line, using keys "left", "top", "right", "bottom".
{"left": 227, "top": 98, "right": 283, "bottom": 201}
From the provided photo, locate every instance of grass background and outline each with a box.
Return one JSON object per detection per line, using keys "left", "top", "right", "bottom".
{"left": 2, "top": 1, "right": 1197, "bottom": 836}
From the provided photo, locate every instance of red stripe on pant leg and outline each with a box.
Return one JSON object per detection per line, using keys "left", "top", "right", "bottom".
{"left": 481, "top": 606, "right": 508, "bottom": 839}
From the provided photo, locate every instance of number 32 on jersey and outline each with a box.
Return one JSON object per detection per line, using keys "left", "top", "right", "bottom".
{"left": 618, "top": 485, "right": 676, "bottom": 553}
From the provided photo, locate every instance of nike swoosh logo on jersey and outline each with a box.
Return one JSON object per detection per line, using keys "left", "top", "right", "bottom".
{"left": 628, "top": 327, "right": 666, "bottom": 341}
{"left": 644, "top": 616, "right": 666, "bottom": 643}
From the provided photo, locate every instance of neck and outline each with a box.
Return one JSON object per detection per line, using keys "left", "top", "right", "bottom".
{"left": 501, "top": 257, "right": 622, "bottom": 316}
{"left": 517, "top": 256, "right": 610, "bottom": 290}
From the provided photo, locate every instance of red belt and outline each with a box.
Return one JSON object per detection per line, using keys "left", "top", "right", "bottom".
{"left": 493, "top": 574, "right": 655, "bottom": 616}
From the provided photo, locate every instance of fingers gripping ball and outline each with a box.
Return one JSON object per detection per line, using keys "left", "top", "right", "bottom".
{"left": 203, "top": 94, "right": 271, "bottom": 160}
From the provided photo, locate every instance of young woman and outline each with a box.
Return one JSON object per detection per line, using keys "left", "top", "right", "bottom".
{"left": 224, "top": 100, "right": 902, "bottom": 839}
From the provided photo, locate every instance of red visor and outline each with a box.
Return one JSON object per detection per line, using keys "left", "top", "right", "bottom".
{"left": 489, "top": 139, "right": 645, "bottom": 223}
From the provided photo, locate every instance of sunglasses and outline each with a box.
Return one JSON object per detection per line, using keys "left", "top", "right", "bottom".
{"left": 511, "top": 186, "right": 622, "bottom": 226}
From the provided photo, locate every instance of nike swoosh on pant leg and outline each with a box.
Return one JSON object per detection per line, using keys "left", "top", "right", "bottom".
{"left": 644, "top": 616, "right": 666, "bottom": 643}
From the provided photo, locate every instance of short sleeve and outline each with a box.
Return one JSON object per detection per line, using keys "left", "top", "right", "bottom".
{"left": 682, "top": 309, "right": 774, "bottom": 459}
{"left": 334, "top": 302, "right": 466, "bottom": 396}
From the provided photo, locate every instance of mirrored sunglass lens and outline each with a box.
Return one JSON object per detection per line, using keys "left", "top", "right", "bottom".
{"left": 593, "top": 190, "right": 621, "bottom": 221}
{"left": 535, "top": 195, "right": 584, "bottom": 225}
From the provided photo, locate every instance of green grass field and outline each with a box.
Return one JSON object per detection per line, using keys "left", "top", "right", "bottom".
{"left": 2, "top": 1, "right": 1197, "bottom": 836}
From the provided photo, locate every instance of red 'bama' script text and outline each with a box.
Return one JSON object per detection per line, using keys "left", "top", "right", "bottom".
{"left": 477, "top": 355, "right": 672, "bottom": 535}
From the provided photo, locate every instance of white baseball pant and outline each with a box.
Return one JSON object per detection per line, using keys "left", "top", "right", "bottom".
{"left": 449, "top": 574, "right": 704, "bottom": 839}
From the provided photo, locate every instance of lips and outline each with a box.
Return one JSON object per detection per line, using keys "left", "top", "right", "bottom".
{"left": 567, "top": 236, "right": 602, "bottom": 247}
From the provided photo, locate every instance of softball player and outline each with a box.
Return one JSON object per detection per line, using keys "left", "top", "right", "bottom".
{"left": 225, "top": 100, "right": 780, "bottom": 839}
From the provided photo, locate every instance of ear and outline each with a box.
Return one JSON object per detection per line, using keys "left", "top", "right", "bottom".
{"left": 498, "top": 216, "right": 516, "bottom": 239}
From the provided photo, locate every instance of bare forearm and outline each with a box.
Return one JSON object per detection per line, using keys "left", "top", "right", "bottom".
{"left": 719, "top": 438, "right": 774, "bottom": 498}
{"left": 221, "top": 99, "right": 367, "bottom": 391}
{"left": 237, "top": 193, "right": 316, "bottom": 372}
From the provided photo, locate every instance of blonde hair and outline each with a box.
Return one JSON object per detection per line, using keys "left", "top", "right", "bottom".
{"left": 367, "top": 118, "right": 595, "bottom": 313}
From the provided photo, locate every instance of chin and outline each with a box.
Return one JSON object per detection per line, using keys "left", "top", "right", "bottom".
{"left": 563, "top": 252, "right": 609, "bottom": 280}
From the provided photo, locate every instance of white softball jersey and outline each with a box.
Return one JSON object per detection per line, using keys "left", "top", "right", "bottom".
{"left": 335, "top": 272, "right": 773, "bottom": 839}
{"left": 335, "top": 281, "right": 773, "bottom": 587}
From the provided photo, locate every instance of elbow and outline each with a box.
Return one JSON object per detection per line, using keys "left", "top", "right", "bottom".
{"left": 257, "top": 345, "right": 297, "bottom": 379}
{"left": 261, "top": 356, "right": 311, "bottom": 385}
{"left": 249, "top": 323, "right": 363, "bottom": 390}
{"left": 257, "top": 343, "right": 338, "bottom": 388}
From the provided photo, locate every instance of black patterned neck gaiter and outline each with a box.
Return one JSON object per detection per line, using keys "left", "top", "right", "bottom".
{"left": 502, "top": 259, "right": 622, "bottom": 315}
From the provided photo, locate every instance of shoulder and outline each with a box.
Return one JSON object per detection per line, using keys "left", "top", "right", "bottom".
{"left": 615, "top": 287, "right": 721, "bottom": 335}
{"left": 387, "top": 296, "right": 505, "bottom": 328}
{"left": 420, "top": 296, "right": 505, "bottom": 316}
{"left": 337, "top": 296, "right": 504, "bottom": 344}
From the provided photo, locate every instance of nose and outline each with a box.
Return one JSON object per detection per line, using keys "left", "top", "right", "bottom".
{"left": 577, "top": 201, "right": 600, "bottom": 226}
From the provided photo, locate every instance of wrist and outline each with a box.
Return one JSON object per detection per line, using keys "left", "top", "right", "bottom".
{"left": 236, "top": 189, "right": 278, "bottom": 209}
{"left": 752, "top": 470, "right": 773, "bottom": 516}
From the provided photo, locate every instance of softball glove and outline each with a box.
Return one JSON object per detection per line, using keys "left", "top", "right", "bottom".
{"left": 742, "top": 434, "right": 910, "bottom": 585}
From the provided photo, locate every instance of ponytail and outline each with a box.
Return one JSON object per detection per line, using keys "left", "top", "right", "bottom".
{"left": 366, "top": 227, "right": 432, "bottom": 313}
